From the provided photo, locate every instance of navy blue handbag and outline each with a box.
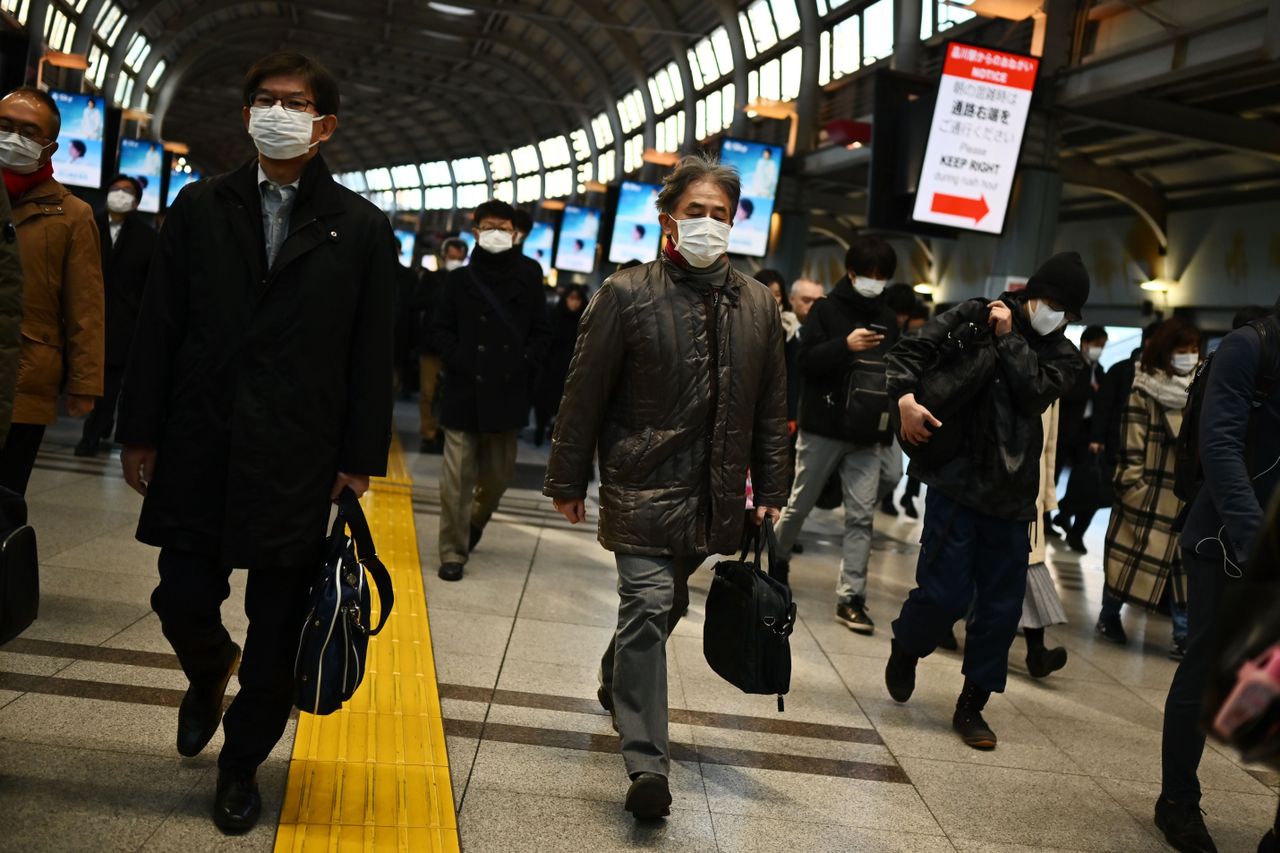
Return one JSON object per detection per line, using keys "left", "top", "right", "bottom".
{"left": 294, "top": 488, "right": 394, "bottom": 716}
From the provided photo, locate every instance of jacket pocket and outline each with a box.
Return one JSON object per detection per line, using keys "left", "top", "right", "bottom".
{"left": 605, "top": 428, "right": 654, "bottom": 482}
{"left": 17, "top": 326, "right": 64, "bottom": 398}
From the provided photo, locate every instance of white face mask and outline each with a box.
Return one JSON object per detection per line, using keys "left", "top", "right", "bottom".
{"left": 673, "top": 216, "right": 731, "bottom": 269}
{"left": 1171, "top": 353, "right": 1199, "bottom": 375}
{"left": 1029, "top": 300, "right": 1067, "bottom": 336}
{"left": 107, "top": 189, "right": 137, "bottom": 214}
{"left": 853, "top": 276, "right": 888, "bottom": 299}
{"left": 248, "top": 105, "right": 322, "bottom": 160}
{"left": 477, "top": 229, "right": 514, "bottom": 254}
{"left": 444, "top": 259, "right": 465, "bottom": 271}
{"left": 1085, "top": 345, "right": 1105, "bottom": 364}
{"left": 0, "top": 131, "right": 50, "bottom": 174}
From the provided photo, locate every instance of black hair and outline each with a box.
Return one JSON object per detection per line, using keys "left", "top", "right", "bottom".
{"left": 441, "top": 237, "right": 468, "bottom": 258}
{"left": 739, "top": 198, "right": 755, "bottom": 218}
{"left": 1234, "top": 306, "right": 1273, "bottom": 329}
{"left": 1141, "top": 317, "right": 1201, "bottom": 376}
{"left": 656, "top": 153, "right": 741, "bottom": 217}
{"left": 69, "top": 139, "right": 86, "bottom": 156}
{"left": 884, "top": 283, "right": 917, "bottom": 315}
{"left": 242, "top": 52, "right": 340, "bottom": 116}
{"left": 633, "top": 224, "right": 646, "bottom": 239}
{"left": 1081, "top": 325, "right": 1108, "bottom": 343}
{"left": 472, "top": 199, "right": 516, "bottom": 226}
{"left": 844, "top": 235, "right": 897, "bottom": 279}
{"left": 5, "top": 86, "right": 61, "bottom": 137}
{"left": 511, "top": 209, "right": 533, "bottom": 235}
{"left": 107, "top": 173, "right": 143, "bottom": 198}
{"left": 907, "top": 302, "right": 930, "bottom": 322}
{"left": 754, "top": 269, "right": 791, "bottom": 313}
{"left": 574, "top": 239, "right": 585, "bottom": 251}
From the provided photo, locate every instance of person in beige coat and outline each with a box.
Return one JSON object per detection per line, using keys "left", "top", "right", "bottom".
{"left": 0, "top": 87, "right": 104, "bottom": 494}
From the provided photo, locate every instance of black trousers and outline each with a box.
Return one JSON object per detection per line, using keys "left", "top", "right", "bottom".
{"left": 151, "top": 548, "right": 312, "bottom": 774}
{"left": 80, "top": 365, "right": 125, "bottom": 445}
{"left": 0, "top": 423, "right": 47, "bottom": 495}
{"left": 904, "top": 475, "right": 921, "bottom": 500}
{"left": 1161, "top": 548, "right": 1228, "bottom": 804}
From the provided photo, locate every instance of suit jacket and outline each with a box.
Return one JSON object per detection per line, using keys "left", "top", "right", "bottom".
{"left": 96, "top": 210, "right": 157, "bottom": 369}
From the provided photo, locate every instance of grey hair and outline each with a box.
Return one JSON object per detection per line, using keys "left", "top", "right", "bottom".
{"left": 655, "top": 153, "right": 742, "bottom": 217}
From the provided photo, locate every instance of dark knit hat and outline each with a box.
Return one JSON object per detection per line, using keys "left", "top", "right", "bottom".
{"left": 1025, "top": 251, "right": 1090, "bottom": 320}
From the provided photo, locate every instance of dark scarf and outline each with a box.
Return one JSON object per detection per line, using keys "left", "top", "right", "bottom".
{"left": 4, "top": 162, "right": 54, "bottom": 201}
{"left": 662, "top": 241, "right": 730, "bottom": 292}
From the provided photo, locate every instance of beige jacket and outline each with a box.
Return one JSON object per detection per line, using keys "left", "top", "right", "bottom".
{"left": 1029, "top": 401, "right": 1060, "bottom": 565}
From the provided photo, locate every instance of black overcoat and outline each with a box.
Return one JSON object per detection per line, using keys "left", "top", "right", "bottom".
{"left": 96, "top": 210, "right": 157, "bottom": 368}
{"left": 116, "top": 155, "right": 398, "bottom": 569}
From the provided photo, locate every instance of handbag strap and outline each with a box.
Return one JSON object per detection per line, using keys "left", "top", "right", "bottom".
{"left": 334, "top": 488, "right": 396, "bottom": 636}
{"left": 738, "top": 517, "right": 780, "bottom": 574}
{"left": 466, "top": 267, "right": 525, "bottom": 343}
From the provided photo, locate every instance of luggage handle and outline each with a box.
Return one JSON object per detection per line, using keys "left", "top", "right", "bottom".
{"left": 331, "top": 488, "right": 395, "bottom": 636}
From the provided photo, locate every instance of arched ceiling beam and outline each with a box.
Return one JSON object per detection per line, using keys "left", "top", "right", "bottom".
{"left": 69, "top": 0, "right": 107, "bottom": 55}
{"left": 794, "top": 0, "right": 822, "bottom": 154}
{"left": 717, "top": 0, "right": 751, "bottom": 138}
{"left": 632, "top": 0, "right": 699, "bottom": 151}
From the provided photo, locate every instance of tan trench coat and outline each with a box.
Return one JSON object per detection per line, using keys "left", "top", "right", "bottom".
{"left": 10, "top": 178, "right": 104, "bottom": 425}
{"left": 1103, "top": 380, "right": 1186, "bottom": 609}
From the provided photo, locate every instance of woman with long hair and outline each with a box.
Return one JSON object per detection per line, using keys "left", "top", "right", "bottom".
{"left": 1096, "top": 318, "right": 1201, "bottom": 659}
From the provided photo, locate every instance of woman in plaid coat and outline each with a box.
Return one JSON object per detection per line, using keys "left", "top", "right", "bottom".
{"left": 1097, "top": 319, "right": 1202, "bottom": 659}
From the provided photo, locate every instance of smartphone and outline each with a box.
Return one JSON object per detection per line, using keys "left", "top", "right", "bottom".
{"left": 867, "top": 323, "right": 889, "bottom": 336}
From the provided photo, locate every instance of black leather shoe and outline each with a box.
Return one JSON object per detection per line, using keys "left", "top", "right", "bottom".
{"left": 836, "top": 597, "right": 875, "bottom": 635}
{"left": 1066, "top": 534, "right": 1089, "bottom": 554}
{"left": 1026, "top": 645, "right": 1069, "bottom": 679}
{"left": 438, "top": 562, "right": 465, "bottom": 582}
{"left": 953, "top": 679, "right": 997, "bottom": 750}
{"left": 1096, "top": 613, "right": 1128, "bottom": 645}
{"left": 73, "top": 438, "right": 98, "bottom": 458}
{"left": 624, "top": 773, "right": 671, "bottom": 819}
{"left": 1154, "top": 797, "right": 1218, "bottom": 853}
{"left": 177, "top": 643, "right": 240, "bottom": 758}
{"left": 885, "top": 640, "right": 918, "bottom": 703}
{"left": 213, "top": 770, "right": 262, "bottom": 834}
{"left": 598, "top": 686, "right": 618, "bottom": 732}
{"left": 900, "top": 497, "right": 919, "bottom": 519}
{"left": 469, "top": 523, "right": 485, "bottom": 552}
{"left": 878, "top": 494, "right": 899, "bottom": 517}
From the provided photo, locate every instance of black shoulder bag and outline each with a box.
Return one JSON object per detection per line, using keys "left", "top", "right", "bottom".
{"left": 294, "top": 488, "right": 395, "bottom": 716}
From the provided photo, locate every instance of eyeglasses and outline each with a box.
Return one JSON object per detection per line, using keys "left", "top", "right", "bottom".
{"left": 248, "top": 91, "right": 318, "bottom": 113}
{"left": 476, "top": 225, "right": 515, "bottom": 235}
{"left": 0, "top": 119, "right": 51, "bottom": 144}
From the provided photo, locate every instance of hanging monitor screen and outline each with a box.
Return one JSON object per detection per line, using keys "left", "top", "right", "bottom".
{"left": 394, "top": 229, "right": 416, "bottom": 268}
{"left": 608, "top": 181, "right": 661, "bottom": 265}
{"left": 117, "top": 138, "right": 164, "bottom": 213}
{"left": 166, "top": 165, "right": 201, "bottom": 208}
{"left": 49, "top": 90, "right": 106, "bottom": 190}
{"left": 911, "top": 42, "right": 1039, "bottom": 235}
{"left": 524, "top": 221, "right": 554, "bottom": 277}
{"left": 720, "top": 138, "right": 783, "bottom": 258}
{"left": 555, "top": 205, "right": 601, "bottom": 274}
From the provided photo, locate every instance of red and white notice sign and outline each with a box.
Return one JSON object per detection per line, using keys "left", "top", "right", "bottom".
{"left": 912, "top": 42, "right": 1040, "bottom": 234}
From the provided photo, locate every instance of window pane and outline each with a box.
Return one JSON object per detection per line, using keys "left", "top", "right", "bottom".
{"left": 710, "top": 27, "right": 734, "bottom": 77}
{"left": 124, "top": 33, "right": 147, "bottom": 67}
{"left": 516, "top": 174, "right": 541, "bottom": 203}
{"left": 816, "top": 0, "right": 828, "bottom": 15}
{"left": 655, "top": 69, "right": 675, "bottom": 110}
{"left": 696, "top": 39, "right": 719, "bottom": 87}
{"left": 666, "top": 62, "right": 684, "bottom": 102}
{"left": 696, "top": 99, "right": 707, "bottom": 140}
{"left": 832, "top": 15, "right": 859, "bottom": 78}
{"left": 722, "top": 84, "right": 735, "bottom": 131}
{"left": 395, "top": 188, "right": 422, "bottom": 210}
{"left": 451, "top": 157, "right": 485, "bottom": 183}
{"left": 147, "top": 60, "right": 167, "bottom": 89}
{"left": 748, "top": 68, "right": 759, "bottom": 104}
{"left": 706, "top": 90, "right": 722, "bottom": 134}
{"left": 592, "top": 112, "right": 614, "bottom": 148}
{"left": 781, "top": 47, "right": 803, "bottom": 101}
{"left": 772, "top": 0, "right": 801, "bottom": 38}
{"left": 512, "top": 145, "right": 539, "bottom": 175}
{"left": 546, "top": 168, "right": 572, "bottom": 198}
{"left": 540, "top": 136, "right": 571, "bottom": 168}
{"left": 747, "top": 1, "right": 776, "bottom": 51}
{"left": 819, "top": 29, "right": 832, "bottom": 85}
{"left": 96, "top": 5, "right": 120, "bottom": 39}
{"left": 425, "top": 186, "right": 454, "bottom": 209}
{"left": 390, "top": 165, "right": 421, "bottom": 187}
{"left": 597, "top": 150, "right": 616, "bottom": 185}
{"left": 570, "top": 129, "right": 591, "bottom": 161}
{"left": 494, "top": 181, "right": 514, "bottom": 203}
{"left": 922, "top": 0, "right": 934, "bottom": 38}
{"left": 487, "top": 154, "right": 510, "bottom": 181}
{"left": 687, "top": 48, "right": 705, "bottom": 90}
{"left": 365, "top": 168, "right": 393, "bottom": 191}
{"left": 863, "top": 0, "right": 894, "bottom": 64}
{"left": 422, "top": 161, "right": 452, "bottom": 185}
{"left": 739, "top": 12, "right": 757, "bottom": 61}
{"left": 760, "top": 58, "right": 781, "bottom": 101}
{"left": 939, "top": 0, "right": 976, "bottom": 30}
{"left": 458, "top": 184, "right": 488, "bottom": 209}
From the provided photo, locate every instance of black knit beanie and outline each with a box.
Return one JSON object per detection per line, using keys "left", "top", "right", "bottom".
{"left": 1025, "top": 251, "right": 1090, "bottom": 320}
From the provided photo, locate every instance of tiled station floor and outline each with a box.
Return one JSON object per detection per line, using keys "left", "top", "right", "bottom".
{"left": 1, "top": 403, "right": 1277, "bottom": 852}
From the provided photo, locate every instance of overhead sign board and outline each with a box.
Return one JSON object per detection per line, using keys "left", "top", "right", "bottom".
{"left": 911, "top": 42, "right": 1039, "bottom": 234}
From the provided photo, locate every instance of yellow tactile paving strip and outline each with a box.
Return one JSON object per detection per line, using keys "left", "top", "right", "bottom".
{"left": 275, "top": 437, "right": 459, "bottom": 852}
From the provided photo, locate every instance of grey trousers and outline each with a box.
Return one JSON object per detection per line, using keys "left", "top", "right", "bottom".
{"left": 438, "top": 429, "right": 518, "bottom": 564}
{"left": 774, "top": 430, "right": 881, "bottom": 603}
{"left": 600, "top": 552, "right": 703, "bottom": 778}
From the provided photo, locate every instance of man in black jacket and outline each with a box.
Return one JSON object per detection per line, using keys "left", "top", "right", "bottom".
{"left": 416, "top": 238, "right": 468, "bottom": 455}
{"left": 884, "top": 253, "right": 1088, "bottom": 750}
{"left": 1050, "top": 325, "right": 1108, "bottom": 552}
{"left": 771, "top": 237, "right": 899, "bottom": 633}
{"left": 76, "top": 174, "right": 156, "bottom": 457}
{"left": 431, "top": 200, "right": 550, "bottom": 582}
{"left": 117, "top": 52, "right": 397, "bottom": 834}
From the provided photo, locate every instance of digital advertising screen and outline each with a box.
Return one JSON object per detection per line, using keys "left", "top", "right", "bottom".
{"left": 49, "top": 90, "right": 106, "bottom": 190}
{"left": 394, "top": 229, "right": 416, "bottom": 268}
{"left": 457, "top": 231, "right": 476, "bottom": 256}
{"left": 608, "top": 181, "right": 661, "bottom": 265}
{"left": 719, "top": 138, "right": 783, "bottom": 258}
{"left": 166, "top": 167, "right": 201, "bottom": 208}
{"left": 523, "top": 221, "right": 554, "bottom": 277}
{"left": 117, "top": 138, "right": 164, "bottom": 214}
{"left": 555, "top": 206, "right": 601, "bottom": 274}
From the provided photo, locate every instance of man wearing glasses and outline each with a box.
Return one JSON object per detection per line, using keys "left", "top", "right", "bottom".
{"left": 0, "top": 87, "right": 104, "bottom": 494}
{"left": 430, "top": 200, "right": 549, "bottom": 582}
{"left": 116, "top": 53, "right": 397, "bottom": 834}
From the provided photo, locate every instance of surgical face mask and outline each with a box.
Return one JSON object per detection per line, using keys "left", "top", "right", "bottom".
{"left": 853, "top": 276, "right": 888, "bottom": 299}
{"left": 477, "top": 229, "right": 514, "bottom": 254}
{"left": 247, "top": 105, "right": 322, "bottom": 160}
{"left": 673, "top": 216, "right": 731, "bottom": 269}
{"left": 1171, "top": 352, "right": 1199, "bottom": 375}
{"left": 0, "top": 131, "right": 50, "bottom": 174}
{"left": 444, "top": 259, "right": 465, "bottom": 271}
{"left": 1029, "top": 300, "right": 1067, "bottom": 336}
{"left": 1085, "top": 345, "right": 1104, "bottom": 363}
{"left": 107, "top": 189, "right": 137, "bottom": 214}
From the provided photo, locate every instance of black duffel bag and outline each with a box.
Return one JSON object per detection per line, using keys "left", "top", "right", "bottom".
{"left": 294, "top": 488, "right": 394, "bottom": 716}
{"left": 703, "top": 518, "right": 797, "bottom": 711}
{"left": 0, "top": 485, "right": 38, "bottom": 646}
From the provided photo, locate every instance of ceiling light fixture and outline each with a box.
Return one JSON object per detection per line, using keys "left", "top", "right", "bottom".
{"left": 428, "top": 2, "right": 476, "bottom": 15}
{"left": 913, "top": 283, "right": 934, "bottom": 295}
{"left": 1140, "top": 279, "right": 1171, "bottom": 293}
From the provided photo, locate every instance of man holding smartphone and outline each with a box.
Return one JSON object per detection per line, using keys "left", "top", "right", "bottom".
{"left": 770, "top": 237, "right": 900, "bottom": 633}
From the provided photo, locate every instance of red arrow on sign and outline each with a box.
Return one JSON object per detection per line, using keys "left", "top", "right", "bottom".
{"left": 931, "top": 192, "right": 990, "bottom": 223}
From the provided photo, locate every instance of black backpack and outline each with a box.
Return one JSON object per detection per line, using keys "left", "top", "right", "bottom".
{"left": 0, "top": 486, "right": 38, "bottom": 646}
{"left": 703, "top": 519, "right": 797, "bottom": 711}
{"left": 1174, "top": 316, "right": 1280, "bottom": 504}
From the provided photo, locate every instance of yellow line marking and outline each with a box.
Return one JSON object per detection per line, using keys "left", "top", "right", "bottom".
{"left": 275, "top": 436, "right": 459, "bottom": 852}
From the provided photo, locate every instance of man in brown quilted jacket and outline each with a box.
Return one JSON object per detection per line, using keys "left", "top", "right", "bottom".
{"left": 544, "top": 153, "right": 792, "bottom": 820}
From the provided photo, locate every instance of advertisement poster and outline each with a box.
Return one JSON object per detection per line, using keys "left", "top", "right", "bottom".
{"left": 555, "top": 206, "right": 601, "bottom": 274}
{"left": 524, "top": 221, "right": 555, "bottom": 277}
{"left": 911, "top": 42, "right": 1039, "bottom": 234}
{"left": 394, "top": 229, "right": 416, "bottom": 268}
{"left": 117, "top": 138, "right": 164, "bottom": 214}
{"left": 608, "top": 181, "right": 661, "bottom": 265}
{"left": 166, "top": 166, "right": 201, "bottom": 208}
{"left": 719, "top": 138, "right": 782, "bottom": 257}
{"left": 49, "top": 90, "right": 105, "bottom": 190}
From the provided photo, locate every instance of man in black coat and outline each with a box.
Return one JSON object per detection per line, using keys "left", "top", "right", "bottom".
{"left": 416, "top": 238, "right": 468, "bottom": 455}
{"left": 885, "top": 253, "right": 1089, "bottom": 750}
{"left": 1050, "top": 325, "right": 1108, "bottom": 552}
{"left": 116, "top": 52, "right": 397, "bottom": 834}
{"left": 431, "top": 200, "right": 550, "bottom": 582}
{"left": 76, "top": 174, "right": 156, "bottom": 457}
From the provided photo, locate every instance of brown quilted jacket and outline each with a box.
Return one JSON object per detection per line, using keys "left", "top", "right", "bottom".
{"left": 543, "top": 256, "right": 792, "bottom": 557}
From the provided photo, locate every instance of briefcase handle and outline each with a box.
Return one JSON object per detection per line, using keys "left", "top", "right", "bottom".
{"left": 738, "top": 516, "right": 779, "bottom": 575}
{"left": 330, "top": 488, "right": 395, "bottom": 636}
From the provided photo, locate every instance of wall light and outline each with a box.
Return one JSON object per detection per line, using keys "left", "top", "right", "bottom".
{"left": 914, "top": 283, "right": 935, "bottom": 295}
{"left": 1140, "top": 279, "right": 1172, "bottom": 293}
